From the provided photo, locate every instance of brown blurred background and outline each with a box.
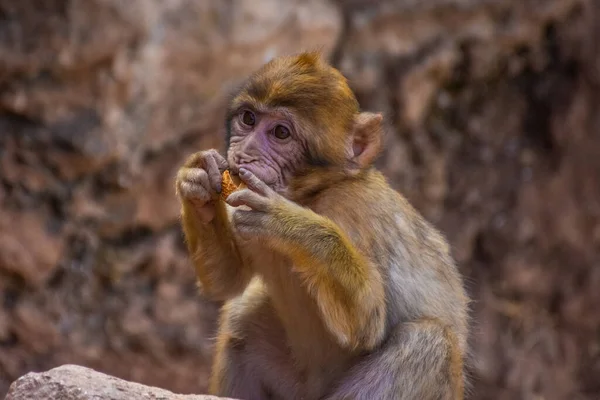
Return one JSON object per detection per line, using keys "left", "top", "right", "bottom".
{"left": 1, "top": 0, "right": 599, "bottom": 399}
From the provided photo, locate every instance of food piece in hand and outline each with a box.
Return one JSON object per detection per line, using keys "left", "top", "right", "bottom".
{"left": 221, "top": 170, "right": 245, "bottom": 199}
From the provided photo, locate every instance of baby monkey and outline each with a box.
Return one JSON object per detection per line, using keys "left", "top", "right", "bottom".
{"left": 176, "top": 52, "right": 469, "bottom": 400}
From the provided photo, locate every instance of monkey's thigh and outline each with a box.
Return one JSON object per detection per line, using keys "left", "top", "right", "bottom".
{"left": 324, "top": 319, "right": 463, "bottom": 400}
{"left": 209, "top": 283, "right": 300, "bottom": 400}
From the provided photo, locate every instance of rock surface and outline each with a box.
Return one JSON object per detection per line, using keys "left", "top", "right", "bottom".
{"left": 0, "top": 0, "right": 599, "bottom": 399}
{"left": 4, "top": 365, "right": 233, "bottom": 400}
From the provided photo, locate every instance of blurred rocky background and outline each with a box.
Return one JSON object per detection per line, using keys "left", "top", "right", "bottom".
{"left": 0, "top": 0, "right": 599, "bottom": 399}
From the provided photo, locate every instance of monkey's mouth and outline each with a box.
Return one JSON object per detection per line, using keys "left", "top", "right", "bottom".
{"left": 229, "top": 159, "right": 279, "bottom": 189}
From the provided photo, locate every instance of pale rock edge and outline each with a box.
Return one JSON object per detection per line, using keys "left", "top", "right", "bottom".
{"left": 4, "top": 364, "right": 236, "bottom": 400}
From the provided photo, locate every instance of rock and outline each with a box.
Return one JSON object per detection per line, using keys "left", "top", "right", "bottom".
{"left": 4, "top": 365, "right": 233, "bottom": 400}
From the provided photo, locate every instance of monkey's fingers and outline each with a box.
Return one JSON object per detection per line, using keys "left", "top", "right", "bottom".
{"left": 178, "top": 180, "right": 211, "bottom": 204}
{"left": 184, "top": 149, "right": 228, "bottom": 170}
{"left": 180, "top": 168, "right": 211, "bottom": 188}
{"left": 177, "top": 168, "right": 219, "bottom": 202}
{"left": 211, "top": 151, "right": 229, "bottom": 170}
{"left": 238, "top": 168, "right": 270, "bottom": 196}
{"left": 204, "top": 153, "right": 224, "bottom": 193}
{"left": 226, "top": 189, "right": 269, "bottom": 212}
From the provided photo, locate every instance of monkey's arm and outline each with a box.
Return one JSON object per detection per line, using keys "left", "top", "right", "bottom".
{"left": 271, "top": 205, "right": 386, "bottom": 350}
{"left": 227, "top": 170, "right": 386, "bottom": 350}
{"left": 181, "top": 199, "right": 252, "bottom": 301}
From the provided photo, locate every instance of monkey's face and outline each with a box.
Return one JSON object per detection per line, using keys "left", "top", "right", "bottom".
{"left": 224, "top": 52, "right": 371, "bottom": 194}
{"left": 226, "top": 107, "right": 307, "bottom": 193}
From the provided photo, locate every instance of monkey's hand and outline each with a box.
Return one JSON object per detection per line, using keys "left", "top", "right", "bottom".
{"left": 176, "top": 149, "right": 229, "bottom": 224}
{"left": 224, "top": 168, "right": 288, "bottom": 238}
{"left": 226, "top": 169, "right": 386, "bottom": 351}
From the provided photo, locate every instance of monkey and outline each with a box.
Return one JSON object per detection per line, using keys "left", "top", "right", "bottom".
{"left": 175, "top": 52, "right": 470, "bottom": 400}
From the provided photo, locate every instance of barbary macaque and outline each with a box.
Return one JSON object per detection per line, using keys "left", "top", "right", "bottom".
{"left": 176, "top": 52, "right": 469, "bottom": 400}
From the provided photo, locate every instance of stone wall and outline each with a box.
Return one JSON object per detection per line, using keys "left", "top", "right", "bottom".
{"left": 1, "top": 1, "right": 599, "bottom": 399}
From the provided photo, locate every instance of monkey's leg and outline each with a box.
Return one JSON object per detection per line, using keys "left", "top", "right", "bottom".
{"left": 209, "top": 280, "right": 301, "bottom": 400}
{"left": 324, "top": 318, "right": 464, "bottom": 400}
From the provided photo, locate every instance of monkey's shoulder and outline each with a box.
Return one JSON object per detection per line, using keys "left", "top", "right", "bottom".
{"left": 309, "top": 170, "right": 415, "bottom": 226}
{"left": 306, "top": 169, "right": 454, "bottom": 262}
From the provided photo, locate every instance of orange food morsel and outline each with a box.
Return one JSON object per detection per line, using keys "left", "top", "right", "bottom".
{"left": 221, "top": 170, "right": 244, "bottom": 199}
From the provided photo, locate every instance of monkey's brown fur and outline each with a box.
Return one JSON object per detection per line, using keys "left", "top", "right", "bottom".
{"left": 177, "top": 52, "right": 470, "bottom": 400}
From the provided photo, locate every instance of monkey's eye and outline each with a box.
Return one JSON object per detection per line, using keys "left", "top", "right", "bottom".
{"left": 273, "top": 125, "right": 290, "bottom": 140}
{"left": 241, "top": 110, "right": 256, "bottom": 126}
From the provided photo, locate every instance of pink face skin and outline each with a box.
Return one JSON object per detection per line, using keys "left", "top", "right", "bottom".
{"left": 227, "top": 107, "right": 308, "bottom": 194}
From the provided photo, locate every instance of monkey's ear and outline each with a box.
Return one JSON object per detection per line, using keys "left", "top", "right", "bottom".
{"left": 349, "top": 112, "right": 384, "bottom": 169}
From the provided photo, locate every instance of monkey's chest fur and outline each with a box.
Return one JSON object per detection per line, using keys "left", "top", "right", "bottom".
{"left": 234, "top": 239, "right": 359, "bottom": 396}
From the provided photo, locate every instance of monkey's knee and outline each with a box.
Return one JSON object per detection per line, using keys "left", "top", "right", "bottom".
{"left": 210, "top": 288, "right": 295, "bottom": 399}
{"left": 209, "top": 333, "right": 263, "bottom": 397}
{"left": 209, "top": 296, "right": 268, "bottom": 396}
{"left": 326, "top": 319, "right": 465, "bottom": 400}
{"left": 391, "top": 319, "right": 465, "bottom": 399}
